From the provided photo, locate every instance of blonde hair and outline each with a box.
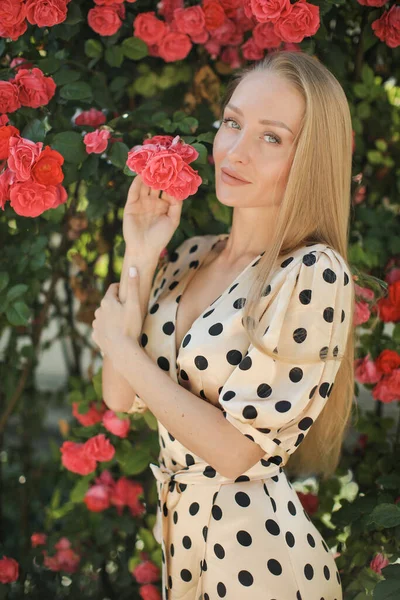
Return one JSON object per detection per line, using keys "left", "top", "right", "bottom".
{"left": 219, "top": 51, "right": 358, "bottom": 480}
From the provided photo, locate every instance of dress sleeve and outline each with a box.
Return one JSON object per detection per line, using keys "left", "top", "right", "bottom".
{"left": 218, "top": 246, "right": 354, "bottom": 463}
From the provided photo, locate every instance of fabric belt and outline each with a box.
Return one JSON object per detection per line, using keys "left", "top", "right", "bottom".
{"left": 149, "top": 461, "right": 283, "bottom": 599}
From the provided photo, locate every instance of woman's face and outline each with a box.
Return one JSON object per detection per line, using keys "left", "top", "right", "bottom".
{"left": 213, "top": 71, "right": 305, "bottom": 209}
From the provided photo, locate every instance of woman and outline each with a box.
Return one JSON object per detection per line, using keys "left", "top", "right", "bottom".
{"left": 94, "top": 51, "right": 355, "bottom": 600}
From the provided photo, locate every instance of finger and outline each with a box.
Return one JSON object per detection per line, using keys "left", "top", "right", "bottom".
{"left": 105, "top": 283, "right": 120, "bottom": 299}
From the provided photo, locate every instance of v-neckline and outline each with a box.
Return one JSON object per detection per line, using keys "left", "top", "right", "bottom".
{"left": 173, "top": 234, "right": 264, "bottom": 364}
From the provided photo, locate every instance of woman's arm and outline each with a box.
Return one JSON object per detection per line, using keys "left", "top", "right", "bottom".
{"left": 101, "top": 247, "right": 160, "bottom": 412}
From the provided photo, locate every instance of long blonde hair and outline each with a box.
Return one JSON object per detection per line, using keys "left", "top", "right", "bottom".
{"left": 220, "top": 51, "right": 357, "bottom": 480}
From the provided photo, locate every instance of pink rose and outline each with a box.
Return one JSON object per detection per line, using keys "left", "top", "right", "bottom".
{"left": 31, "top": 532, "right": 47, "bottom": 547}
{"left": 253, "top": 21, "right": 282, "bottom": 48}
{"left": 173, "top": 6, "right": 206, "bottom": 35}
{"left": 212, "top": 18, "right": 240, "bottom": 45}
{"left": 220, "top": 46, "right": 243, "bottom": 68}
{"left": 0, "top": 168, "right": 15, "bottom": 210}
{"left": 190, "top": 28, "right": 209, "bottom": 43}
{"left": 370, "top": 552, "right": 390, "bottom": 574}
{"left": 43, "top": 541, "right": 80, "bottom": 574}
{"left": 354, "top": 355, "right": 382, "bottom": 385}
{"left": 25, "top": 0, "right": 69, "bottom": 27}
{"left": 204, "top": 37, "right": 222, "bottom": 58}
{"left": 83, "top": 129, "right": 111, "bottom": 154}
{"left": 241, "top": 36, "right": 265, "bottom": 60}
{"left": 372, "top": 5, "right": 400, "bottom": 49}
{"left": 372, "top": 369, "right": 400, "bottom": 403}
{"left": 219, "top": 0, "right": 242, "bottom": 18}
{"left": 126, "top": 144, "right": 159, "bottom": 173}
{"left": 75, "top": 108, "right": 106, "bottom": 127}
{"left": 10, "top": 57, "right": 34, "bottom": 71}
{"left": 102, "top": 410, "right": 131, "bottom": 438}
{"left": 13, "top": 68, "right": 56, "bottom": 109}
{"left": 133, "top": 560, "right": 161, "bottom": 584}
{"left": 8, "top": 135, "right": 43, "bottom": 181}
{"left": 50, "top": 184, "right": 68, "bottom": 209}
{"left": 87, "top": 5, "right": 122, "bottom": 36}
{"left": 10, "top": 180, "right": 59, "bottom": 217}
{"left": 354, "top": 300, "right": 371, "bottom": 326}
{"left": 84, "top": 433, "right": 115, "bottom": 462}
{"left": 0, "top": 80, "right": 21, "bottom": 114}
{"left": 163, "top": 161, "right": 202, "bottom": 201}
{"left": 0, "top": 0, "right": 27, "bottom": 41}
{"left": 139, "top": 584, "right": 162, "bottom": 600}
{"left": 143, "top": 135, "right": 174, "bottom": 147}
{"left": 84, "top": 483, "right": 111, "bottom": 512}
{"left": 158, "top": 31, "right": 192, "bottom": 62}
{"left": 60, "top": 440, "right": 97, "bottom": 475}
{"left": 158, "top": 0, "right": 184, "bottom": 23}
{"left": 274, "top": 0, "right": 320, "bottom": 43}
{"left": 141, "top": 150, "right": 185, "bottom": 190}
{"left": 133, "top": 11, "right": 167, "bottom": 44}
{"left": 386, "top": 267, "right": 400, "bottom": 285}
{"left": 250, "top": 0, "right": 292, "bottom": 23}
{"left": 72, "top": 401, "right": 106, "bottom": 426}
{"left": 357, "top": 0, "right": 387, "bottom": 6}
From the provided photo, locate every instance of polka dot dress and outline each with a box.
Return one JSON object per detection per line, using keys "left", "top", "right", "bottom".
{"left": 128, "top": 234, "right": 353, "bottom": 600}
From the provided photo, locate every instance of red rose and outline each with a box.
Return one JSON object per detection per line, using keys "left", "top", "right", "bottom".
{"left": 0, "top": 80, "right": 21, "bottom": 114}
{"left": 72, "top": 401, "right": 106, "bottom": 426}
{"left": 10, "top": 180, "right": 59, "bottom": 217}
{"left": 0, "top": 0, "right": 27, "bottom": 41}
{"left": 219, "top": 0, "right": 242, "bottom": 18}
{"left": 0, "top": 556, "right": 19, "bottom": 583}
{"left": 84, "top": 433, "right": 115, "bottom": 462}
{"left": 31, "top": 532, "right": 47, "bottom": 547}
{"left": 296, "top": 491, "right": 319, "bottom": 515}
{"left": 372, "top": 369, "right": 400, "bottom": 403}
{"left": 10, "top": 57, "right": 34, "bottom": 71}
{"left": 13, "top": 68, "right": 56, "bottom": 109}
{"left": 60, "top": 440, "right": 97, "bottom": 475}
{"left": 372, "top": 5, "right": 400, "bottom": 49}
{"left": 87, "top": 5, "right": 122, "bottom": 36}
{"left": 139, "top": 583, "right": 162, "bottom": 600}
{"left": 158, "top": 31, "right": 192, "bottom": 62}
{"left": 84, "top": 484, "right": 111, "bottom": 512}
{"left": 274, "top": 0, "right": 320, "bottom": 43}
{"left": 126, "top": 144, "right": 159, "bottom": 173}
{"left": 0, "top": 123, "right": 19, "bottom": 159}
{"left": 75, "top": 108, "right": 106, "bottom": 127}
{"left": 50, "top": 184, "right": 68, "bottom": 209}
{"left": 110, "top": 477, "right": 146, "bottom": 516}
{"left": 8, "top": 135, "right": 43, "bottom": 181}
{"left": 173, "top": 6, "right": 206, "bottom": 35}
{"left": 83, "top": 129, "right": 111, "bottom": 154}
{"left": 203, "top": 0, "right": 226, "bottom": 31}
{"left": 253, "top": 21, "right": 282, "bottom": 48}
{"left": 241, "top": 36, "right": 265, "bottom": 60}
{"left": 250, "top": 0, "right": 291, "bottom": 23}
{"left": 102, "top": 410, "right": 131, "bottom": 438}
{"left": 32, "top": 146, "right": 64, "bottom": 186}
{"left": 133, "top": 11, "right": 167, "bottom": 44}
{"left": 25, "top": 0, "right": 69, "bottom": 27}
{"left": 375, "top": 349, "right": 400, "bottom": 375}
{"left": 158, "top": 0, "right": 184, "bottom": 23}
{"left": 163, "top": 161, "right": 202, "bottom": 201}
{"left": 143, "top": 135, "right": 174, "bottom": 147}
{"left": 132, "top": 560, "right": 161, "bottom": 584}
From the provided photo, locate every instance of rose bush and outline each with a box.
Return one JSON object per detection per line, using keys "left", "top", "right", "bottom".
{"left": 0, "top": 0, "right": 399, "bottom": 598}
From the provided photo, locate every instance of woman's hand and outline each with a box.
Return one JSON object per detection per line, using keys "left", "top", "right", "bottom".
{"left": 123, "top": 174, "right": 183, "bottom": 255}
{"left": 91, "top": 267, "right": 142, "bottom": 361}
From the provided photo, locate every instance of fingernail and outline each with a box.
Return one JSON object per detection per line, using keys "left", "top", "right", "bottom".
{"left": 129, "top": 266, "right": 137, "bottom": 278}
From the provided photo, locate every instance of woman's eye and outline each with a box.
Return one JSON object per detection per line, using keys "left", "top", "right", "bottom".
{"left": 221, "top": 117, "right": 281, "bottom": 144}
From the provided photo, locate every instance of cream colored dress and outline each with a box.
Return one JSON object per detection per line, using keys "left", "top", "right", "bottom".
{"left": 129, "top": 233, "right": 353, "bottom": 600}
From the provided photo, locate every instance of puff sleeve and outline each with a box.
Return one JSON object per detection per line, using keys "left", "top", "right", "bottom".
{"left": 218, "top": 246, "right": 354, "bottom": 463}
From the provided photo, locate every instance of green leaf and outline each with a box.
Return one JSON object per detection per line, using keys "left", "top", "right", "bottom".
{"left": 52, "top": 131, "right": 87, "bottom": 164}
{"left": 0, "top": 272, "right": 9, "bottom": 293}
{"left": 196, "top": 132, "right": 215, "bottom": 144}
{"left": 85, "top": 39, "right": 103, "bottom": 59}
{"left": 70, "top": 475, "right": 92, "bottom": 503}
{"left": 92, "top": 370, "right": 103, "bottom": 400}
{"left": 138, "top": 527, "right": 156, "bottom": 551}
{"left": 35, "top": 57, "right": 62, "bottom": 73}
{"left": 60, "top": 82, "right": 93, "bottom": 102}
{"left": 191, "top": 143, "right": 208, "bottom": 164}
{"left": 21, "top": 119, "right": 46, "bottom": 143}
{"left": 105, "top": 46, "right": 124, "bottom": 68}
{"left": 143, "top": 410, "right": 158, "bottom": 431}
{"left": 367, "top": 503, "right": 400, "bottom": 528}
{"left": 109, "top": 141, "right": 129, "bottom": 168}
{"left": 6, "top": 284, "right": 28, "bottom": 302}
{"left": 53, "top": 69, "right": 81, "bottom": 86}
{"left": 373, "top": 565, "right": 400, "bottom": 600}
{"left": 6, "top": 301, "right": 30, "bottom": 326}
{"left": 115, "top": 440, "right": 151, "bottom": 475}
{"left": 64, "top": 2, "right": 83, "bottom": 25}
{"left": 122, "top": 37, "right": 148, "bottom": 60}
{"left": 178, "top": 117, "right": 199, "bottom": 134}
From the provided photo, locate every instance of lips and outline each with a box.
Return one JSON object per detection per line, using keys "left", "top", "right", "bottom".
{"left": 221, "top": 168, "right": 250, "bottom": 183}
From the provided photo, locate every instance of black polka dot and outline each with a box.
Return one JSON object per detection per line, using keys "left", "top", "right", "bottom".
{"left": 214, "top": 543, "right": 225, "bottom": 559}
{"left": 236, "top": 530, "right": 252, "bottom": 546}
{"left": 194, "top": 355, "right": 208, "bottom": 370}
{"left": 227, "top": 349, "right": 242, "bottom": 365}
{"left": 304, "top": 563, "right": 314, "bottom": 580}
{"left": 209, "top": 323, "right": 223, "bottom": 336}
{"left": 307, "top": 533, "right": 316, "bottom": 547}
{"left": 275, "top": 400, "right": 291, "bottom": 413}
{"left": 267, "top": 558, "right": 282, "bottom": 575}
{"left": 289, "top": 367, "right": 303, "bottom": 382}
{"left": 324, "top": 565, "right": 330, "bottom": 580}
{"left": 181, "top": 568, "right": 192, "bottom": 582}
{"left": 235, "top": 492, "right": 250, "bottom": 507}
{"left": 238, "top": 570, "right": 254, "bottom": 586}
{"left": 189, "top": 502, "right": 199, "bottom": 516}
{"left": 288, "top": 501, "right": 296, "bottom": 515}
{"left": 217, "top": 581, "right": 226, "bottom": 597}
{"left": 298, "top": 417, "right": 314, "bottom": 430}
{"left": 265, "top": 519, "right": 280, "bottom": 535}
{"left": 285, "top": 531, "right": 295, "bottom": 547}
{"left": 293, "top": 327, "right": 307, "bottom": 343}
{"left": 212, "top": 505, "right": 223, "bottom": 520}
{"left": 182, "top": 535, "right": 191, "bottom": 549}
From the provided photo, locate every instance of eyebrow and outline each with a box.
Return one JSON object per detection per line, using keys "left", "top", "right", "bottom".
{"left": 225, "top": 102, "right": 294, "bottom": 135}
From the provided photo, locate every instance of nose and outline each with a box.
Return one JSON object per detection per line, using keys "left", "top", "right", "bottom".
{"left": 225, "top": 131, "right": 251, "bottom": 166}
